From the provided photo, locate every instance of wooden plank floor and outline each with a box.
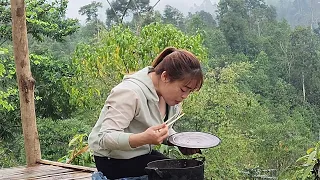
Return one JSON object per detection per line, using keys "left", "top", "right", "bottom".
{"left": 0, "top": 164, "right": 94, "bottom": 180}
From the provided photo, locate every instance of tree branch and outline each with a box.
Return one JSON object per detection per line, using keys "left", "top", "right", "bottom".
{"left": 106, "top": 0, "right": 121, "bottom": 23}
{"left": 120, "top": 0, "right": 132, "bottom": 23}
{"left": 150, "top": 0, "right": 161, "bottom": 12}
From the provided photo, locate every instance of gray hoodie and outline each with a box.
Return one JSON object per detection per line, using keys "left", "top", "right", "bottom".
{"left": 88, "top": 66, "right": 181, "bottom": 159}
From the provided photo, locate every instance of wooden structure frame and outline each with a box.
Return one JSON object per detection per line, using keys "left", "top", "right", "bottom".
{"left": 0, "top": 0, "right": 96, "bottom": 179}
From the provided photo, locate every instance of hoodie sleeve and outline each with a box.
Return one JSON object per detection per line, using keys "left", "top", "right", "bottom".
{"left": 98, "top": 87, "right": 140, "bottom": 151}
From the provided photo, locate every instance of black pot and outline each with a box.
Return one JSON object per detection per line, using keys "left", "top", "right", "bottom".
{"left": 145, "top": 157, "right": 205, "bottom": 180}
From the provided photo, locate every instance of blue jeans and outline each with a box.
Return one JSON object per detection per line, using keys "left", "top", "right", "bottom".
{"left": 92, "top": 171, "right": 148, "bottom": 180}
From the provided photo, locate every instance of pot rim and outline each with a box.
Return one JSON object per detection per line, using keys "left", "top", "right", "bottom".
{"left": 146, "top": 159, "right": 204, "bottom": 170}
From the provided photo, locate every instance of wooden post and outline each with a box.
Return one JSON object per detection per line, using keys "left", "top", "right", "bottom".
{"left": 10, "top": 0, "right": 41, "bottom": 166}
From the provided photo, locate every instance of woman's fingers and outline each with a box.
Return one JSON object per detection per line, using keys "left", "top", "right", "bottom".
{"left": 151, "top": 123, "right": 166, "bottom": 131}
{"left": 144, "top": 123, "right": 169, "bottom": 145}
{"left": 153, "top": 124, "right": 168, "bottom": 135}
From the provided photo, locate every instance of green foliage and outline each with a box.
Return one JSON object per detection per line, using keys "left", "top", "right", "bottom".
{"left": 162, "top": 5, "right": 185, "bottom": 30}
{"left": 0, "top": 0, "right": 79, "bottom": 43}
{"left": 175, "top": 62, "right": 264, "bottom": 178}
{"left": 288, "top": 27, "right": 320, "bottom": 106}
{"left": 0, "top": 47, "right": 20, "bottom": 140}
{"left": 185, "top": 10, "right": 216, "bottom": 34}
{"left": 37, "top": 117, "right": 92, "bottom": 161}
{"left": 30, "top": 54, "right": 76, "bottom": 119}
{"left": 0, "top": 141, "right": 19, "bottom": 168}
{"left": 277, "top": 0, "right": 320, "bottom": 28}
{"left": 106, "top": 0, "right": 152, "bottom": 27}
{"left": 295, "top": 142, "right": 320, "bottom": 180}
{"left": 0, "top": 0, "right": 81, "bottom": 141}
{"left": 66, "top": 23, "right": 207, "bottom": 108}
{"left": 0, "top": 51, "right": 76, "bottom": 137}
{"left": 0, "top": 47, "right": 17, "bottom": 112}
{"left": 218, "top": 0, "right": 250, "bottom": 54}
{"left": 237, "top": 51, "right": 315, "bottom": 175}
{"left": 58, "top": 134, "right": 94, "bottom": 167}
{"left": 154, "top": 144, "right": 185, "bottom": 159}
{"left": 1, "top": 1, "right": 320, "bottom": 179}
{"left": 78, "top": 1, "right": 103, "bottom": 23}
{"left": 185, "top": 12, "right": 229, "bottom": 60}
{"left": 130, "top": 10, "right": 163, "bottom": 31}
{"left": 176, "top": 57, "right": 316, "bottom": 179}
{"left": 217, "top": 0, "right": 277, "bottom": 58}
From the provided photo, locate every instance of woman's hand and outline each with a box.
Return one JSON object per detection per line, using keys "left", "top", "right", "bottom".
{"left": 144, "top": 123, "right": 169, "bottom": 145}
{"left": 129, "top": 123, "right": 168, "bottom": 148}
{"left": 178, "top": 147, "right": 201, "bottom": 155}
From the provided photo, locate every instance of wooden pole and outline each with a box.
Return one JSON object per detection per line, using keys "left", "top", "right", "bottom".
{"left": 10, "top": 0, "right": 41, "bottom": 166}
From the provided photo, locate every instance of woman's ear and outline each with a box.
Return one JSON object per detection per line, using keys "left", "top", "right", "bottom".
{"left": 161, "top": 71, "right": 170, "bottom": 83}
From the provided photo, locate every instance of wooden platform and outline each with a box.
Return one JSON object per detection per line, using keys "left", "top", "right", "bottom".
{"left": 0, "top": 160, "right": 96, "bottom": 180}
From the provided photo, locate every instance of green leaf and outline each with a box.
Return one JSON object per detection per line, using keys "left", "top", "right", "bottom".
{"left": 307, "top": 151, "right": 316, "bottom": 165}
{"left": 296, "top": 155, "right": 309, "bottom": 163}
{"left": 307, "top": 147, "right": 315, "bottom": 154}
{"left": 302, "top": 166, "right": 313, "bottom": 180}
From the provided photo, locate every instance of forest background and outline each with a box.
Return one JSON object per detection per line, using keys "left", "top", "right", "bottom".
{"left": 1, "top": 0, "right": 320, "bottom": 179}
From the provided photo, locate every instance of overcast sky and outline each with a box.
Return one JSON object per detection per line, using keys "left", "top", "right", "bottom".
{"left": 66, "top": 0, "right": 213, "bottom": 23}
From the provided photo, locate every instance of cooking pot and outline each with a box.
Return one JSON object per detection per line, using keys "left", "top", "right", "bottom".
{"left": 145, "top": 157, "right": 205, "bottom": 180}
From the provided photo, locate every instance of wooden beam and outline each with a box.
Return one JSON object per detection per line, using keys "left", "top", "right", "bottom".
{"left": 10, "top": 0, "right": 41, "bottom": 166}
{"left": 38, "top": 159, "right": 97, "bottom": 172}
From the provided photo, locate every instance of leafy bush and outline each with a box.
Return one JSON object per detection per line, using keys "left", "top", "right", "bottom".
{"left": 37, "top": 117, "right": 92, "bottom": 161}
{"left": 58, "top": 133, "right": 95, "bottom": 167}
{"left": 0, "top": 141, "right": 19, "bottom": 168}
{"left": 294, "top": 142, "right": 320, "bottom": 180}
{"left": 66, "top": 23, "right": 208, "bottom": 109}
{"left": 31, "top": 54, "right": 76, "bottom": 119}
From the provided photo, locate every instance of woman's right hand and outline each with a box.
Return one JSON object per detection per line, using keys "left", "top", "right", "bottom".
{"left": 129, "top": 123, "right": 169, "bottom": 148}
{"left": 143, "top": 123, "right": 169, "bottom": 145}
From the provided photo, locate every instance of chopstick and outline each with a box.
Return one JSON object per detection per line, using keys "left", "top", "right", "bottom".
{"left": 164, "top": 114, "right": 176, "bottom": 124}
{"left": 166, "top": 113, "right": 185, "bottom": 127}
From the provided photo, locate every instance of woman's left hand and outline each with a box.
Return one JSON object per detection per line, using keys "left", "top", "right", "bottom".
{"left": 178, "top": 147, "right": 201, "bottom": 155}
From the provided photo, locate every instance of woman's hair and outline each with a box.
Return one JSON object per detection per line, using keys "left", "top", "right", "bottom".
{"left": 151, "top": 47, "right": 203, "bottom": 91}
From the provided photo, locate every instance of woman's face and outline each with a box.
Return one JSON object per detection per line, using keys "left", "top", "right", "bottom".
{"left": 159, "top": 72, "right": 197, "bottom": 106}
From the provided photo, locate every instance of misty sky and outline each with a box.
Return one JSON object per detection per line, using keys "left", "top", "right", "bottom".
{"left": 66, "top": 0, "right": 212, "bottom": 23}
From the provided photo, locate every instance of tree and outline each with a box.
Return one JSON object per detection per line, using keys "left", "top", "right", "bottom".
{"left": 314, "top": 22, "right": 320, "bottom": 36}
{"left": 217, "top": 0, "right": 277, "bottom": 58}
{"left": 186, "top": 11, "right": 216, "bottom": 33}
{"left": 105, "top": 0, "right": 152, "bottom": 27}
{"left": 217, "top": 0, "right": 250, "bottom": 54}
{"left": 78, "top": 1, "right": 103, "bottom": 23}
{"left": 276, "top": 0, "right": 320, "bottom": 28}
{"left": 10, "top": 0, "right": 41, "bottom": 166}
{"left": 289, "top": 27, "right": 320, "bottom": 106}
{"left": 185, "top": 11, "right": 228, "bottom": 59}
{"left": 130, "top": 10, "right": 162, "bottom": 30}
{"left": 0, "top": 0, "right": 79, "bottom": 44}
{"left": 0, "top": 0, "right": 80, "bottom": 141}
{"left": 78, "top": 1, "right": 106, "bottom": 40}
{"left": 162, "top": 5, "right": 185, "bottom": 30}
{"left": 195, "top": 10, "right": 216, "bottom": 28}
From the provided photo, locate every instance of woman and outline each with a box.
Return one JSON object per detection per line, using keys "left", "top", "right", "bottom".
{"left": 88, "top": 47, "right": 204, "bottom": 179}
